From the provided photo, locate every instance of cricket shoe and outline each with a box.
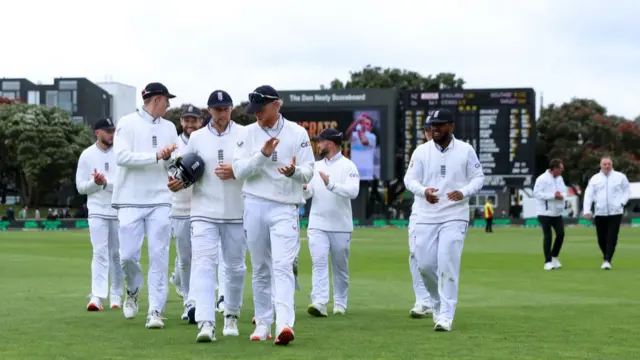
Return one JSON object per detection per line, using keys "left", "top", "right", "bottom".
{"left": 307, "top": 303, "right": 328, "bottom": 317}
{"left": 275, "top": 327, "right": 295, "bottom": 346}
{"left": 333, "top": 305, "right": 346, "bottom": 315}
{"left": 123, "top": 290, "right": 139, "bottom": 319}
{"left": 543, "top": 262, "right": 554, "bottom": 271}
{"left": 110, "top": 295, "right": 122, "bottom": 309}
{"left": 182, "top": 302, "right": 195, "bottom": 321}
{"left": 145, "top": 311, "right": 165, "bottom": 329}
{"left": 216, "top": 295, "right": 225, "bottom": 313}
{"left": 223, "top": 315, "right": 240, "bottom": 336}
{"left": 601, "top": 261, "right": 612, "bottom": 270}
{"left": 434, "top": 318, "right": 453, "bottom": 332}
{"left": 551, "top": 257, "right": 562, "bottom": 269}
{"left": 409, "top": 303, "right": 432, "bottom": 318}
{"left": 87, "top": 296, "right": 103, "bottom": 311}
{"left": 249, "top": 321, "right": 272, "bottom": 341}
{"left": 196, "top": 321, "right": 216, "bottom": 343}
{"left": 187, "top": 305, "right": 197, "bottom": 325}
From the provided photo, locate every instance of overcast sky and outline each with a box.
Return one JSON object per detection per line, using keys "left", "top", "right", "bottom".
{"left": 2, "top": 0, "right": 639, "bottom": 118}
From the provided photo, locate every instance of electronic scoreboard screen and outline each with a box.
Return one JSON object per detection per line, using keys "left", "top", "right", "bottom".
{"left": 401, "top": 88, "right": 536, "bottom": 188}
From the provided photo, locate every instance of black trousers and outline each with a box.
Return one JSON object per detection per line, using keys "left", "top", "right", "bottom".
{"left": 538, "top": 215, "right": 565, "bottom": 263}
{"left": 594, "top": 215, "right": 622, "bottom": 262}
{"left": 485, "top": 218, "right": 493, "bottom": 232}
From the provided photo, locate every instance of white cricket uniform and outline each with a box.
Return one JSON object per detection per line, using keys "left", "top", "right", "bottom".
{"left": 171, "top": 133, "right": 194, "bottom": 305}
{"left": 407, "top": 201, "right": 430, "bottom": 306}
{"left": 403, "top": 137, "right": 484, "bottom": 323}
{"left": 112, "top": 108, "right": 178, "bottom": 314}
{"left": 187, "top": 122, "right": 247, "bottom": 324}
{"left": 302, "top": 153, "right": 359, "bottom": 309}
{"left": 76, "top": 144, "right": 123, "bottom": 302}
{"left": 232, "top": 115, "right": 314, "bottom": 333}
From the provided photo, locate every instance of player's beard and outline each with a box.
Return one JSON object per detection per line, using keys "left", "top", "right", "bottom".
{"left": 319, "top": 147, "right": 329, "bottom": 158}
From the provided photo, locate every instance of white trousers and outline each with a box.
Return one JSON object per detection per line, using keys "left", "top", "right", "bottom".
{"left": 414, "top": 220, "right": 468, "bottom": 321}
{"left": 88, "top": 217, "right": 124, "bottom": 300}
{"left": 171, "top": 217, "right": 191, "bottom": 304}
{"left": 118, "top": 206, "right": 172, "bottom": 314}
{"left": 190, "top": 221, "right": 246, "bottom": 323}
{"left": 217, "top": 249, "right": 226, "bottom": 299}
{"left": 244, "top": 197, "right": 299, "bottom": 330}
{"left": 307, "top": 229, "right": 351, "bottom": 308}
{"left": 408, "top": 219, "right": 431, "bottom": 306}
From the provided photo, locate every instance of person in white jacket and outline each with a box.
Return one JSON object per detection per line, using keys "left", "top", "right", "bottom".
{"left": 302, "top": 128, "right": 360, "bottom": 317}
{"left": 76, "top": 118, "right": 124, "bottom": 311}
{"left": 532, "top": 158, "right": 568, "bottom": 271}
{"left": 583, "top": 156, "right": 630, "bottom": 270}
{"left": 403, "top": 109, "right": 484, "bottom": 332}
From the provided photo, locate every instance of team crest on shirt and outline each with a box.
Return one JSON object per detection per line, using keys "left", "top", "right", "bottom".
{"left": 152, "top": 135, "right": 157, "bottom": 148}
{"left": 104, "top": 163, "right": 109, "bottom": 172}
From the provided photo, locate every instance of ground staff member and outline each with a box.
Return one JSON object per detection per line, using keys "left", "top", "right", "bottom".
{"left": 583, "top": 156, "right": 630, "bottom": 270}
{"left": 533, "top": 158, "right": 567, "bottom": 270}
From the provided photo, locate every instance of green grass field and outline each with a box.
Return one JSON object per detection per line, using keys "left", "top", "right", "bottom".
{"left": 1, "top": 227, "right": 639, "bottom": 360}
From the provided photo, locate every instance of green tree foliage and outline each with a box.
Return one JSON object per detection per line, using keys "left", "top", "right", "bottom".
{"left": 536, "top": 98, "right": 640, "bottom": 198}
{"left": 323, "top": 65, "right": 465, "bottom": 90}
{"left": 0, "top": 103, "right": 93, "bottom": 206}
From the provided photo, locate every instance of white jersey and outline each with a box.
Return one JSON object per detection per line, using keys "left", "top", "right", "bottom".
{"left": 111, "top": 109, "right": 178, "bottom": 209}
{"left": 302, "top": 153, "right": 360, "bottom": 232}
{"left": 171, "top": 133, "right": 193, "bottom": 218}
{"left": 75, "top": 143, "right": 117, "bottom": 219}
{"left": 403, "top": 138, "right": 485, "bottom": 223}
{"left": 232, "top": 116, "right": 315, "bottom": 205}
{"left": 187, "top": 121, "right": 245, "bottom": 223}
{"left": 583, "top": 170, "right": 630, "bottom": 216}
{"left": 533, "top": 170, "right": 568, "bottom": 217}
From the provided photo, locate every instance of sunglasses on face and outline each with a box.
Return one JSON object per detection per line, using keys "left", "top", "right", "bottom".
{"left": 248, "top": 92, "right": 279, "bottom": 103}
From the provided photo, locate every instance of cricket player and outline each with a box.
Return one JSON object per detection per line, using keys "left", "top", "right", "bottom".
{"left": 583, "top": 156, "right": 630, "bottom": 270}
{"left": 303, "top": 128, "right": 360, "bottom": 317}
{"left": 169, "top": 90, "right": 247, "bottom": 342}
{"left": 232, "top": 85, "right": 314, "bottom": 345}
{"left": 533, "top": 158, "right": 567, "bottom": 270}
{"left": 408, "top": 119, "right": 433, "bottom": 318}
{"left": 76, "top": 118, "right": 124, "bottom": 311}
{"left": 403, "top": 109, "right": 484, "bottom": 332}
{"left": 170, "top": 105, "right": 203, "bottom": 320}
{"left": 112, "top": 82, "right": 178, "bottom": 329}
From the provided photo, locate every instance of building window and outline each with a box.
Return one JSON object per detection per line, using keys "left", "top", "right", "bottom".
{"left": 71, "top": 116, "right": 84, "bottom": 124}
{"left": 2, "top": 81, "right": 20, "bottom": 91}
{"left": 58, "top": 91, "right": 73, "bottom": 113}
{"left": 45, "top": 90, "right": 58, "bottom": 107}
{"left": 72, "top": 90, "right": 78, "bottom": 112}
{"left": 0, "top": 91, "right": 17, "bottom": 99}
{"left": 58, "top": 80, "right": 77, "bottom": 90}
{"left": 27, "top": 91, "right": 40, "bottom": 105}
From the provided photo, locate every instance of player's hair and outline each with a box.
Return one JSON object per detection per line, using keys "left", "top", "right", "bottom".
{"left": 275, "top": 99, "right": 284, "bottom": 111}
{"left": 601, "top": 155, "right": 612, "bottom": 161}
{"left": 549, "top": 158, "right": 563, "bottom": 170}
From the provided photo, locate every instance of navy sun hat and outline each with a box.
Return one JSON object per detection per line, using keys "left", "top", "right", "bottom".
{"left": 426, "top": 109, "right": 455, "bottom": 124}
{"left": 245, "top": 85, "right": 280, "bottom": 114}
{"left": 207, "top": 90, "right": 233, "bottom": 108}
{"left": 141, "top": 82, "right": 176, "bottom": 100}
{"left": 312, "top": 128, "right": 344, "bottom": 145}
{"left": 181, "top": 104, "right": 201, "bottom": 118}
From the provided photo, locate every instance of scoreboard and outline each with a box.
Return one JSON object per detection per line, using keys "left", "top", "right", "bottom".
{"left": 401, "top": 88, "right": 536, "bottom": 188}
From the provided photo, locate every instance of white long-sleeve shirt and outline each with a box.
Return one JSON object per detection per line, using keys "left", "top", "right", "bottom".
{"left": 170, "top": 133, "right": 193, "bottom": 218}
{"left": 583, "top": 170, "right": 630, "bottom": 216}
{"left": 111, "top": 109, "right": 178, "bottom": 209}
{"left": 232, "top": 116, "right": 315, "bottom": 205}
{"left": 75, "top": 143, "right": 117, "bottom": 219}
{"left": 403, "top": 138, "right": 485, "bottom": 223}
{"left": 185, "top": 121, "right": 245, "bottom": 223}
{"left": 533, "top": 170, "right": 568, "bottom": 217}
{"left": 302, "top": 153, "right": 360, "bottom": 232}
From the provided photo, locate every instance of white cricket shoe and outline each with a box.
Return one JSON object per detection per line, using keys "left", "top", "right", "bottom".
{"left": 216, "top": 296, "right": 225, "bottom": 313}
{"left": 196, "top": 321, "right": 216, "bottom": 343}
{"left": 434, "top": 318, "right": 453, "bottom": 332}
{"left": 601, "top": 261, "right": 612, "bottom": 270}
{"left": 543, "top": 262, "right": 554, "bottom": 271}
{"left": 110, "top": 296, "right": 122, "bottom": 309}
{"left": 409, "top": 303, "right": 432, "bottom": 318}
{"left": 145, "top": 311, "right": 165, "bottom": 329}
{"left": 87, "top": 296, "right": 103, "bottom": 311}
{"left": 223, "top": 315, "right": 240, "bottom": 336}
{"left": 181, "top": 302, "right": 194, "bottom": 321}
{"left": 307, "top": 303, "right": 328, "bottom": 317}
{"left": 123, "top": 290, "right": 139, "bottom": 319}
{"left": 275, "top": 327, "right": 295, "bottom": 346}
{"left": 249, "top": 321, "right": 272, "bottom": 341}
{"left": 333, "top": 305, "right": 346, "bottom": 315}
{"left": 552, "top": 257, "right": 562, "bottom": 269}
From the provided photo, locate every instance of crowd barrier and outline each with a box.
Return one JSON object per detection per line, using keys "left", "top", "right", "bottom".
{"left": 2, "top": 217, "right": 640, "bottom": 231}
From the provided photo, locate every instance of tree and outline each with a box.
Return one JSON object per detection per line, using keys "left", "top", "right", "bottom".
{"left": 323, "top": 65, "right": 465, "bottom": 90}
{"left": 0, "top": 104, "right": 93, "bottom": 206}
{"left": 536, "top": 98, "right": 640, "bottom": 203}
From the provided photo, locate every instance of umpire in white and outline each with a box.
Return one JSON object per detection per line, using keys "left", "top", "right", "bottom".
{"left": 403, "top": 109, "right": 484, "bottom": 332}
{"left": 303, "top": 128, "right": 360, "bottom": 317}
{"left": 583, "top": 156, "right": 630, "bottom": 270}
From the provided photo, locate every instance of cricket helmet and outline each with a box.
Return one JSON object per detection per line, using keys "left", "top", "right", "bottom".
{"left": 170, "top": 152, "right": 205, "bottom": 188}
